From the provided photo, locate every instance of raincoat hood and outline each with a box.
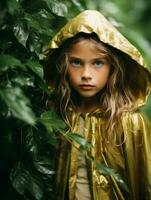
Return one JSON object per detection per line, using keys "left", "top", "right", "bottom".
{"left": 44, "top": 10, "right": 151, "bottom": 108}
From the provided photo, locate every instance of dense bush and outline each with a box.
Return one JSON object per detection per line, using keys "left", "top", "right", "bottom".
{"left": 0, "top": 0, "right": 150, "bottom": 199}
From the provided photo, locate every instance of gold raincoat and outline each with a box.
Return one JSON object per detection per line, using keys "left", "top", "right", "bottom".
{"left": 45, "top": 10, "right": 151, "bottom": 200}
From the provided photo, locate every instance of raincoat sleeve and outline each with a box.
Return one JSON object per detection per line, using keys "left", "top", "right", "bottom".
{"left": 122, "top": 111, "right": 151, "bottom": 199}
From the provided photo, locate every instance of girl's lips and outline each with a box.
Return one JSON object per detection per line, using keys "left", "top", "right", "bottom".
{"left": 79, "top": 84, "right": 95, "bottom": 90}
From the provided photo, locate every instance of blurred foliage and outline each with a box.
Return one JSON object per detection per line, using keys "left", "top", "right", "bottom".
{"left": 0, "top": 0, "right": 151, "bottom": 199}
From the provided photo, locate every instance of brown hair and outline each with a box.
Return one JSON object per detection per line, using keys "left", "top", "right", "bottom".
{"left": 44, "top": 32, "right": 142, "bottom": 143}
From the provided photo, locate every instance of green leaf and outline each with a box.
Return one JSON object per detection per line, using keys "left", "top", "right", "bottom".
{"left": 46, "top": 0, "right": 68, "bottom": 16}
{"left": 37, "top": 79, "right": 51, "bottom": 96}
{"left": 24, "top": 11, "right": 53, "bottom": 35}
{"left": 10, "top": 162, "right": 43, "bottom": 199}
{"left": 6, "top": 0, "right": 21, "bottom": 15}
{"left": 25, "top": 13, "right": 52, "bottom": 35}
{"left": 70, "top": 0, "right": 85, "bottom": 11}
{"left": 28, "top": 32, "right": 42, "bottom": 56}
{"left": 10, "top": 162, "right": 30, "bottom": 195}
{"left": 38, "top": 9, "right": 54, "bottom": 20}
{"left": 24, "top": 128, "right": 39, "bottom": 157}
{"left": 39, "top": 111, "right": 66, "bottom": 132}
{"left": 67, "top": 133, "right": 92, "bottom": 150}
{"left": 12, "top": 74, "right": 34, "bottom": 87}
{"left": 96, "top": 162, "right": 129, "bottom": 192}
{"left": 25, "top": 14, "right": 44, "bottom": 32}
{"left": 0, "top": 86, "right": 35, "bottom": 125}
{"left": 33, "top": 158, "right": 55, "bottom": 175}
{"left": 52, "top": 1, "right": 68, "bottom": 16}
{"left": 13, "top": 22, "right": 29, "bottom": 47}
{"left": 26, "top": 60, "right": 43, "bottom": 78}
{"left": 28, "top": 173, "right": 43, "bottom": 200}
{"left": 0, "top": 54, "right": 26, "bottom": 71}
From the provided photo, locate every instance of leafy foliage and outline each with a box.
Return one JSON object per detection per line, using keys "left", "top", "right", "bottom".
{"left": 0, "top": 0, "right": 151, "bottom": 199}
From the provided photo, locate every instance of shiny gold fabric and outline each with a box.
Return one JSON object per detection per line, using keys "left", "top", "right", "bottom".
{"left": 46, "top": 10, "right": 144, "bottom": 66}
{"left": 55, "top": 109, "right": 151, "bottom": 200}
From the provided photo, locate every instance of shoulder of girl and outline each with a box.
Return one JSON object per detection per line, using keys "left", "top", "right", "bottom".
{"left": 122, "top": 111, "right": 151, "bottom": 131}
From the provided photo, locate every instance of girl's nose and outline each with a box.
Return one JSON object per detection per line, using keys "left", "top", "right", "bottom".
{"left": 81, "top": 66, "right": 92, "bottom": 81}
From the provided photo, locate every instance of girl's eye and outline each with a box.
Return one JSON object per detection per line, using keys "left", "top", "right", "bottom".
{"left": 70, "top": 59, "right": 81, "bottom": 67}
{"left": 94, "top": 60, "right": 104, "bottom": 68}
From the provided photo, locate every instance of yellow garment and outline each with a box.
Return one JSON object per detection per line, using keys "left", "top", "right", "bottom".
{"left": 55, "top": 110, "right": 151, "bottom": 200}
{"left": 44, "top": 10, "right": 151, "bottom": 200}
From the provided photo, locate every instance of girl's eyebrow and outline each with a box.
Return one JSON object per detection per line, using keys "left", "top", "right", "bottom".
{"left": 68, "top": 56, "right": 83, "bottom": 61}
{"left": 92, "top": 57, "right": 105, "bottom": 61}
{"left": 68, "top": 56, "right": 105, "bottom": 61}
{"left": 68, "top": 55, "right": 81, "bottom": 59}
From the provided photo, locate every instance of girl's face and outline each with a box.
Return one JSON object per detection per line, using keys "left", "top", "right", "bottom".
{"left": 67, "top": 39, "right": 111, "bottom": 99}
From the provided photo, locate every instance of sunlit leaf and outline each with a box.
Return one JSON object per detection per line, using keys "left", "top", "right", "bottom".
{"left": 52, "top": 1, "right": 68, "bottom": 16}
{"left": 45, "top": 0, "right": 68, "bottom": 16}
{"left": 12, "top": 75, "right": 34, "bottom": 87}
{"left": 13, "top": 22, "right": 29, "bottom": 47}
{"left": 38, "top": 9, "right": 54, "bottom": 20}
{"left": 33, "top": 158, "right": 55, "bottom": 175}
{"left": 0, "top": 86, "right": 35, "bottom": 125}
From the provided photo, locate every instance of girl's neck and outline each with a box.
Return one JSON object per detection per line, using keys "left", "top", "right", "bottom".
{"left": 76, "top": 96, "right": 100, "bottom": 113}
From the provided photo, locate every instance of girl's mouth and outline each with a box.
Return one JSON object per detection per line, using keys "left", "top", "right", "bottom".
{"left": 79, "top": 84, "right": 95, "bottom": 90}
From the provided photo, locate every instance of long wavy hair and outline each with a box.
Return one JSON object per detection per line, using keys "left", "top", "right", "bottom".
{"left": 44, "top": 32, "right": 142, "bottom": 143}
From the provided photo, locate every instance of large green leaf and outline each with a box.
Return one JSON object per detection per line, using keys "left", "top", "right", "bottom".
{"left": 13, "top": 21, "right": 29, "bottom": 47}
{"left": 39, "top": 111, "right": 66, "bottom": 132}
{"left": 0, "top": 86, "right": 35, "bottom": 125}
{"left": 0, "top": 54, "right": 26, "bottom": 71}
{"left": 10, "top": 162, "right": 43, "bottom": 200}
{"left": 25, "top": 14, "right": 45, "bottom": 32}
{"left": 26, "top": 60, "right": 43, "bottom": 78}
{"left": 25, "top": 13, "right": 53, "bottom": 35}
{"left": 45, "top": 0, "right": 68, "bottom": 16}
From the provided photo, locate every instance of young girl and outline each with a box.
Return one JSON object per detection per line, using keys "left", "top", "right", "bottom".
{"left": 44, "top": 10, "right": 151, "bottom": 200}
